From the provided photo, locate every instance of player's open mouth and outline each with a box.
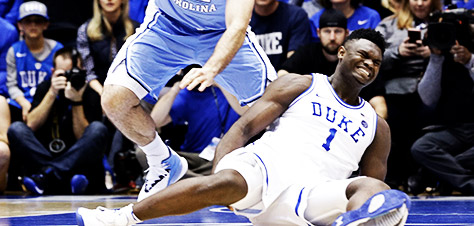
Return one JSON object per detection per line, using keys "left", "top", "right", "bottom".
{"left": 356, "top": 66, "right": 371, "bottom": 78}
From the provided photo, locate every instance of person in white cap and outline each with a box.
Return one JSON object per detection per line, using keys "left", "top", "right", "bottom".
{"left": 6, "top": 1, "right": 63, "bottom": 122}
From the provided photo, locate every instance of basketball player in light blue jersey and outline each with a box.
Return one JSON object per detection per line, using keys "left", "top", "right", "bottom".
{"left": 77, "top": 29, "right": 411, "bottom": 226}
{"left": 101, "top": 0, "right": 276, "bottom": 202}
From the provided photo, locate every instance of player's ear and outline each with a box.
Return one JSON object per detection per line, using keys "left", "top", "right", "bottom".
{"left": 338, "top": 46, "right": 346, "bottom": 59}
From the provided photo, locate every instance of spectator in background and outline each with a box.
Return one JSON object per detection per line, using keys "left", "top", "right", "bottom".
{"left": 151, "top": 65, "right": 241, "bottom": 177}
{"left": 279, "top": 8, "right": 348, "bottom": 77}
{"left": 363, "top": 0, "right": 396, "bottom": 20}
{"left": 6, "top": 1, "right": 63, "bottom": 122}
{"left": 410, "top": 26, "right": 474, "bottom": 195}
{"left": 0, "top": 0, "right": 22, "bottom": 25}
{"left": 250, "top": 0, "right": 311, "bottom": 70}
{"left": 375, "top": 0, "right": 442, "bottom": 190}
{"left": 279, "top": 9, "right": 388, "bottom": 119}
{"left": 310, "top": 0, "right": 381, "bottom": 42}
{"left": 36, "top": 0, "right": 93, "bottom": 47}
{"left": 77, "top": 0, "right": 138, "bottom": 96}
{"left": 449, "top": 0, "right": 474, "bottom": 9}
{"left": 0, "top": 16, "right": 18, "bottom": 194}
{"left": 7, "top": 47, "right": 107, "bottom": 195}
{"left": 129, "top": 0, "right": 148, "bottom": 24}
{"left": 286, "top": 0, "right": 323, "bottom": 18}
{"left": 384, "top": 0, "right": 402, "bottom": 13}
{"left": 77, "top": 0, "right": 141, "bottom": 192}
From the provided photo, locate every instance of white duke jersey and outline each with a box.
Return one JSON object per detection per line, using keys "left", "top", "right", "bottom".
{"left": 156, "top": 0, "right": 226, "bottom": 30}
{"left": 252, "top": 73, "right": 378, "bottom": 206}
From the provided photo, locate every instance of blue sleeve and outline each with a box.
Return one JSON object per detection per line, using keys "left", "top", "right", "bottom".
{"left": 288, "top": 7, "right": 311, "bottom": 51}
{"left": 369, "top": 11, "right": 381, "bottom": 29}
{"left": 1, "top": 0, "right": 22, "bottom": 25}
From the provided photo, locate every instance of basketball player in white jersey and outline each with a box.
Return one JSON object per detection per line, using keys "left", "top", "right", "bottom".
{"left": 77, "top": 29, "right": 411, "bottom": 226}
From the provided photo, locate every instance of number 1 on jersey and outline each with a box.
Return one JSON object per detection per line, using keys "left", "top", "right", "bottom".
{"left": 322, "top": 128, "right": 337, "bottom": 151}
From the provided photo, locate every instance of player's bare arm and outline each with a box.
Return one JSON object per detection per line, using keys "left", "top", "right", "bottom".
{"left": 358, "top": 115, "right": 391, "bottom": 181}
{"left": 179, "top": 0, "right": 254, "bottom": 91}
{"left": 213, "top": 73, "right": 312, "bottom": 167}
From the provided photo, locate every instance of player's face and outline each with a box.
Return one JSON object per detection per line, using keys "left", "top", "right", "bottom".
{"left": 100, "top": 0, "right": 122, "bottom": 14}
{"left": 318, "top": 27, "right": 347, "bottom": 54}
{"left": 339, "top": 39, "right": 382, "bottom": 85}
{"left": 409, "top": 0, "right": 432, "bottom": 20}
{"left": 18, "top": 16, "right": 48, "bottom": 39}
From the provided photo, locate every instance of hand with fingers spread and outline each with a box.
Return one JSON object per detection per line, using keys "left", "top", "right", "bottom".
{"left": 179, "top": 67, "right": 217, "bottom": 92}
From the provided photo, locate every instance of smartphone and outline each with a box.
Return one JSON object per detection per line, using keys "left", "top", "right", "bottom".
{"left": 408, "top": 29, "right": 421, "bottom": 44}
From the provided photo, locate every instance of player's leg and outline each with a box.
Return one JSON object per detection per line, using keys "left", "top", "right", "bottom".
{"left": 102, "top": 9, "right": 194, "bottom": 201}
{"left": 299, "top": 177, "right": 410, "bottom": 225}
{"left": 204, "top": 27, "right": 277, "bottom": 106}
{"left": 102, "top": 61, "right": 188, "bottom": 202}
{"left": 134, "top": 169, "right": 247, "bottom": 220}
{"left": 333, "top": 177, "right": 411, "bottom": 226}
{"left": 0, "top": 96, "right": 10, "bottom": 193}
{"left": 76, "top": 166, "right": 249, "bottom": 226}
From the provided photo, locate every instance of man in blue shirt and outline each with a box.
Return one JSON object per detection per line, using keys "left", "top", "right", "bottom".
{"left": 310, "top": 0, "right": 380, "bottom": 42}
{"left": 250, "top": 0, "right": 311, "bottom": 70}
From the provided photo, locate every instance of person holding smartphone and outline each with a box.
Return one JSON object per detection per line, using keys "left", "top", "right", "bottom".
{"left": 374, "top": 0, "right": 442, "bottom": 191}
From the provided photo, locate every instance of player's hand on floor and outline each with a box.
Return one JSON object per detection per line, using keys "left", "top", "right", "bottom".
{"left": 179, "top": 67, "right": 215, "bottom": 92}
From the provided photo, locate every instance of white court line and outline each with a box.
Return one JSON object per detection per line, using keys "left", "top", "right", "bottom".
{"left": 406, "top": 224, "right": 470, "bottom": 225}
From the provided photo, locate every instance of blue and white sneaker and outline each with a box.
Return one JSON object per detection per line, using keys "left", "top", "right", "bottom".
{"left": 76, "top": 204, "right": 142, "bottom": 226}
{"left": 137, "top": 147, "right": 188, "bottom": 202}
{"left": 333, "top": 189, "right": 411, "bottom": 226}
{"left": 23, "top": 174, "right": 45, "bottom": 195}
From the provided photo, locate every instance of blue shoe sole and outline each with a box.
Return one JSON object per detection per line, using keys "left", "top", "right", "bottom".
{"left": 333, "top": 189, "right": 411, "bottom": 226}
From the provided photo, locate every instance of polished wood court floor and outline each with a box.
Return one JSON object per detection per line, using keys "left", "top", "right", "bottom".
{"left": 0, "top": 194, "right": 473, "bottom": 225}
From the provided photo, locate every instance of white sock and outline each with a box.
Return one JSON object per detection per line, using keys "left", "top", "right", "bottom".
{"left": 121, "top": 204, "right": 143, "bottom": 225}
{"left": 139, "top": 132, "right": 170, "bottom": 167}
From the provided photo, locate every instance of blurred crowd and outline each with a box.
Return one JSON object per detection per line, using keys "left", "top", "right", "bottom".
{"left": 0, "top": 0, "right": 472, "bottom": 197}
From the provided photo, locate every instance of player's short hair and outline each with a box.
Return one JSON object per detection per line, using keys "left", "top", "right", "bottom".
{"left": 343, "top": 29, "right": 386, "bottom": 54}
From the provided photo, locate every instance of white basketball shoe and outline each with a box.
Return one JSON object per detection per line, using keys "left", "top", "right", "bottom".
{"left": 137, "top": 146, "right": 188, "bottom": 202}
{"left": 76, "top": 204, "right": 141, "bottom": 226}
{"left": 332, "top": 189, "right": 411, "bottom": 226}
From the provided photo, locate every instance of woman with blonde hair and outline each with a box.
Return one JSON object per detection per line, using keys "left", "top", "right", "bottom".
{"left": 77, "top": 0, "right": 139, "bottom": 95}
{"left": 375, "top": 0, "right": 442, "bottom": 191}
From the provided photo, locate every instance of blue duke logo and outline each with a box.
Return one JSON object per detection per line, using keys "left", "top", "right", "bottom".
{"left": 311, "top": 101, "right": 366, "bottom": 143}
{"left": 173, "top": 0, "right": 217, "bottom": 13}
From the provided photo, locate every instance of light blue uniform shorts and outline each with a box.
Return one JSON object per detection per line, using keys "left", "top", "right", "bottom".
{"left": 106, "top": 10, "right": 276, "bottom": 105}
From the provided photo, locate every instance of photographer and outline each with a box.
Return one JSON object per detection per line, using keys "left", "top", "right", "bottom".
{"left": 375, "top": 0, "right": 442, "bottom": 190}
{"left": 7, "top": 47, "right": 108, "bottom": 195}
{"left": 410, "top": 14, "right": 474, "bottom": 195}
